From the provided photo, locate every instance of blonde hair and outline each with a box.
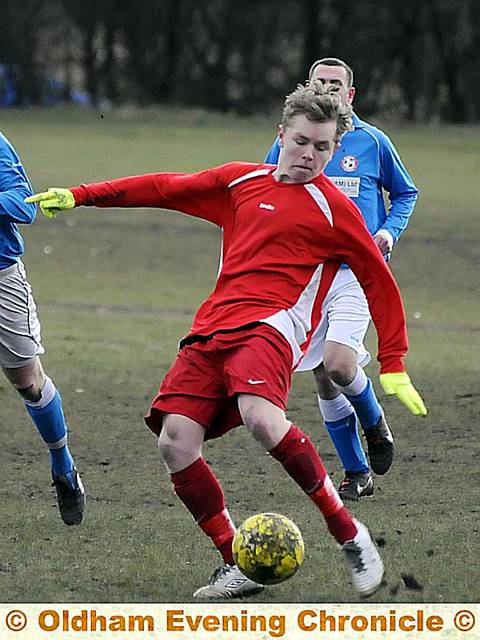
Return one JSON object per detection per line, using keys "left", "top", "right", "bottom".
{"left": 282, "top": 79, "right": 353, "bottom": 144}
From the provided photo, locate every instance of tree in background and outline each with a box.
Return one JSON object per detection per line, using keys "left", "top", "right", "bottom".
{"left": 0, "top": 0, "right": 478, "bottom": 122}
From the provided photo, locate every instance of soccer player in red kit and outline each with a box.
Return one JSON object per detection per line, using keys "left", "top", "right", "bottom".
{"left": 27, "top": 81, "right": 426, "bottom": 599}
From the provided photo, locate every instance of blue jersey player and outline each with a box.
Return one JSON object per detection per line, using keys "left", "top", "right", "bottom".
{"left": 265, "top": 58, "right": 418, "bottom": 500}
{"left": 0, "top": 131, "right": 85, "bottom": 524}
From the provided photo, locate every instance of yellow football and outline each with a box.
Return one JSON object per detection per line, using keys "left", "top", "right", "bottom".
{"left": 232, "top": 512, "right": 305, "bottom": 585}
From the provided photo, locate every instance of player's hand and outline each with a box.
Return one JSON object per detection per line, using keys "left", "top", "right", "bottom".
{"left": 373, "top": 230, "right": 393, "bottom": 255}
{"left": 379, "top": 372, "right": 427, "bottom": 416}
{"left": 25, "top": 188, "right": 75, "bottom": 219}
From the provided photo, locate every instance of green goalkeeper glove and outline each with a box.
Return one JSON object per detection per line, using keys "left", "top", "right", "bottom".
{"left": 379, "top": 372, "right": 427, "bottom": 416}
{"left": 25, "top": 188, "right": 75, "bottom": 218}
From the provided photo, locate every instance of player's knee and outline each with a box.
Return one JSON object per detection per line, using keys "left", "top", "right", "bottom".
{"left": 157, "top": 420, "right": 197, "bottom": 467}
{"left": 242, "top": 407, "right": 266, "bottom": 436}
{"left": 323, "top": 356, "right": 356, "bottom": 387}
{"left": 15, "top": 384, "right": 42, "bottom": 403}
{"left": 243, "top": 410, "right": 285, "bottom": 446}
{"left": 158, "top": 428, "right": 180, "bottom": 464}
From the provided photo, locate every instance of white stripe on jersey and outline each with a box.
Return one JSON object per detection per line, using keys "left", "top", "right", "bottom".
{"left": 303, "top": 183, "right": 334, "bottom": 226}
{"left": 261, "top": 263, "right": 325, "bottom": 366}
{"left": 228, "top": 168, "right": 271, "bottom": 189}
{"left": 216, "top": 237, "right": 223, "bottom": 279}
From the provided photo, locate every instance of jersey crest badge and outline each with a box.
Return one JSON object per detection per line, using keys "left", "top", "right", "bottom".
{"left": 341, "top": 155, "right": 359, "bottom": 172}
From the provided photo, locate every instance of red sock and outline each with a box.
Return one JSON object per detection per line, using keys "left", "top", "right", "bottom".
{"left": 269, "top": 425, "right": 357, "bottom": 544}
{"left": 309, "top": 476, "right": 357, "bottom": 543}
{"left": 171, "top": 457, "right": 235, "bottom": 564}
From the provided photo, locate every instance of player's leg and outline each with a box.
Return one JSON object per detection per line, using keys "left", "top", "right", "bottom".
{"left": 3, "top": 358, "right": 85, "bottom": 525}
{"left": 149, "top": 337, "right": 265, "bottom": 599}
{"left": 159, "top": 413, "right": 234, "bottom": 564}
{"left": 159, "top": 413, "right": 235, "bottom": 561}
{"left": 298, "top": 273, "right": 372, "bottom": 498}
{"left": 238, "top": 394, "right": 384, "bottom": 597}
{"left": 5, "top": 359, "right": 72, "bottom": 475}
{"left": 320, "top": 270, "right": 393, "bottom": 477}
{"left": 239, "top": 393, "right": 356, "bottom": 543}
{"left": 0, "top": 261, "right": 84, "bottom": 525}
{"left": 324, "top": 341, "right": 394, "bottom": 477}
{"left": 158, "top": 412, "right": 263, "bottom": 599}
{"left": 224, "top": 325, "right": 367, "bottom": 546}
{"left": 314, "top": 362, "right": 372, "bottom": 501}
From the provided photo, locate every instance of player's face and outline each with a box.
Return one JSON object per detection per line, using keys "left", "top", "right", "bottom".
{"left": 275, "top": 115, "right": 337, "bottom": 183}
{"left": 309, "top": 64, "right": 355, "bottom": 106}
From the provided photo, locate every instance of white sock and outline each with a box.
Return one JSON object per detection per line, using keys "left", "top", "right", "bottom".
{"left": 318, "top": 395, "right": 354, "bottom": 422}
{"left": 335, "top": 366, "right": 368, "bottom": 397}
{"left": 24, "top": 376, "right": 56, "bottom": 408}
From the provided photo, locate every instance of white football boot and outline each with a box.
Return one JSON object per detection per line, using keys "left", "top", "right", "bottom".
{"left": 341, "top": 520, "right": 384, "bottom": 597}
{"left": 193, "top": 565, "right": 264, "bottom": 600}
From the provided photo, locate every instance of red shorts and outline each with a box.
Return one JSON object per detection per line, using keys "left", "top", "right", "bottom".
{"left": 145, "top": 324, "right": 293, "bottom": 440}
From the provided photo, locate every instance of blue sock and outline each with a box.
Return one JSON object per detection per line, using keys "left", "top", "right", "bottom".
{"left": 345, "top": 378, "right": 382, "bottom": 430}
{"left": 325, "top": 413, "right": 369, "bottom": 474}
{"left": 318, "top": 396, "right": 369, "bottom": 474}
{"left": 25, "top": 377, "right": 74, "bottom": 477}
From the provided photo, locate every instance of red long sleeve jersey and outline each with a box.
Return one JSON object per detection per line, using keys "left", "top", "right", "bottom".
{"left": 71, "top": 162, "right": 408, "bottom": 373}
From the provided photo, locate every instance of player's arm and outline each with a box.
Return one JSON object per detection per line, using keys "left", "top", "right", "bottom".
{"left": 0, "top": 143, "right": 36, "bottom": 224}
{"left": 26, "top": 164, "right": 253, "bottom": 226}
{"left": 332, "top": 204, "right": 426, "bottom": 416}
{"left": 377, "top": 131, "right": 418, "bottom": 244}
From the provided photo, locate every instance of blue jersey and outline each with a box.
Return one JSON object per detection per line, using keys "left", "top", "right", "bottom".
{"left": 264, "top": 113, "right": 418, "bottom": 243}
{"left": 0, "top": 132, "right": 36, "bottom": 269}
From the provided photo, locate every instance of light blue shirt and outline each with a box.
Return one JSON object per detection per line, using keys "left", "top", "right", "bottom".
{"left": 0, "top": 132, "right": 36, "bottom": 269}
{"left": 264, "top": 113, "right": 418, "bottom": 243}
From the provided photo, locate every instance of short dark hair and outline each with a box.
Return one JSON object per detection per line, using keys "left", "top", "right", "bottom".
{"left": 308, "top": 58, "right": 354, "bottom": 88}
{"left": 282, "top": 79, "right": 353, "bottom": 144}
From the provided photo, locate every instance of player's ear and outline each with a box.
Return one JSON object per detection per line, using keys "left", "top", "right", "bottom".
{"left": 278, "top": 124, "right": 285, "bottom": 147}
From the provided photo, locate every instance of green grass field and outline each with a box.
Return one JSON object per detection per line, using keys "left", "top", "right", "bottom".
{"left": 0, "top": 108, "right": 478, "bottom": 603}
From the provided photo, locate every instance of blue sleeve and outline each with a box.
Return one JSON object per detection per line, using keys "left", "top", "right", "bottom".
{"left": 264, "top": 137, "right": 281, "bottom": 164}
{"left": 0, "top": 135, "right": 36, "bottom": 224}
{"left": 378, "top": 131, "right": 418, "bottom": 243}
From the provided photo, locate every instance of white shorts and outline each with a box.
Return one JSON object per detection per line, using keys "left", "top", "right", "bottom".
{"left": 297, "top": 267, "right": 371, "bottom": 372}
{"left": 0, "top": 260, "right": 44, "bottom": 369}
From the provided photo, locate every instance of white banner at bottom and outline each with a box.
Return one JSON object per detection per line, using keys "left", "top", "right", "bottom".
{"left": 0, "top": 603, "right": 478, "bottom": 639}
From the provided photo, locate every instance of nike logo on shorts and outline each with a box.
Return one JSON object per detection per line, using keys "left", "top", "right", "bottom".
{"left": 247, "top": 379, "right": 266, "bottom": 385}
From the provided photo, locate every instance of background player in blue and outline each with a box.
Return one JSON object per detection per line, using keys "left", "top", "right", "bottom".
{"left": 0, "top": 131, "right": 85, "bottom": 524}
{"left": 265, "top": 58, "right": 419, "bottom": 500}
